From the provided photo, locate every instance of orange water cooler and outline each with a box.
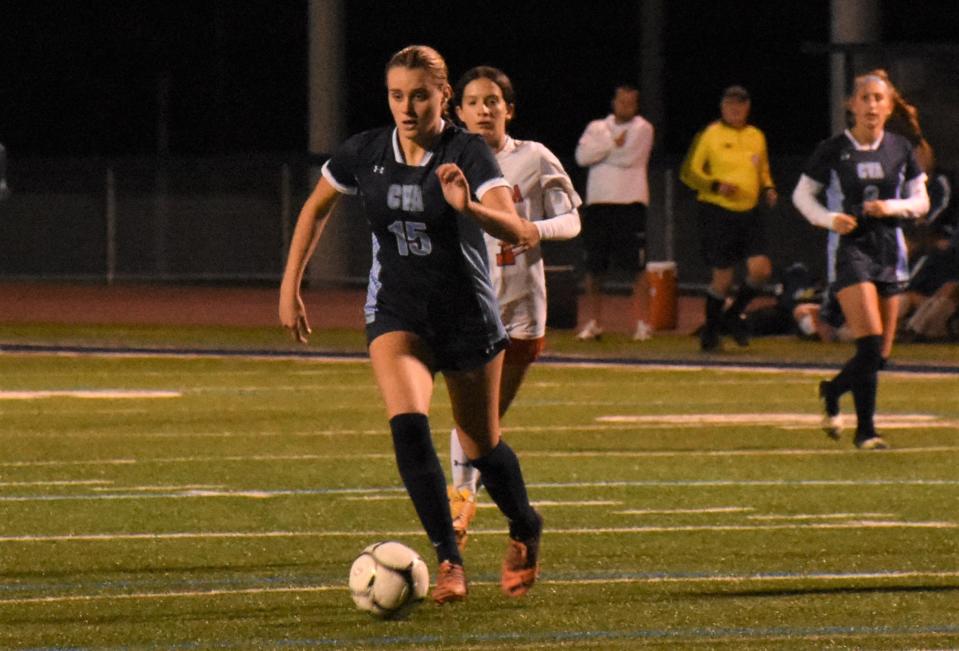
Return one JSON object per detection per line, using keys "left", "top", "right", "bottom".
{"left": 645, "top": 261, "right": 677, "bottom": 331}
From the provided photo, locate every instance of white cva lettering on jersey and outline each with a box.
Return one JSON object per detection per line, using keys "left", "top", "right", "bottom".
{"left": 856, "top": 162, "right": 884, "bottom": 180}
{"left": 387, "top": 184, "right": 424, "bottom": 212}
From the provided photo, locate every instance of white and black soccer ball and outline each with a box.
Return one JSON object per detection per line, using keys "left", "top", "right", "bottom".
{"left": 348, "top": 541, "right": 430, "bottom": 619}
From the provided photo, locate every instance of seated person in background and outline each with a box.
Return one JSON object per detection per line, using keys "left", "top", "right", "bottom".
{"left": 793, "top": 285, "right": 853, "bottom": 344}
{"left": 899, "top": 167, "right": 958, "bottom": 340}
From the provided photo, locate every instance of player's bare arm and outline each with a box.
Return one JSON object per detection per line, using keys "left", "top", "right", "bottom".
{"left": 279, "top": 177, "right": 341, "bottom": 343}
{"left": 436, "top": 163, "right": 540, "bottom": 249}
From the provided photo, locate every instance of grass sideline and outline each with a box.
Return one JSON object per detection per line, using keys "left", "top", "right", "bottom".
{"left": 0, "top": 328, "right": 957, "bottom": 649}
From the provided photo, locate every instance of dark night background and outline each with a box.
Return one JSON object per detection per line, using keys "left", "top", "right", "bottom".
{"left": 1, "top": 1, "right": 958, "bottom": 161}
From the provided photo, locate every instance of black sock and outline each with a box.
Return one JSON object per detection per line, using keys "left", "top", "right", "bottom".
{"left": 469, "top": 441, "right": 539, "bottom": 541}
{"left": 727, "top": 281, "right": 759, "bottom": 318}
{"left": 704, "top": 291, "right": 725, "bottom": 333}
{"left": 830, "top": 335, "right": 883, "bottom": 398}
{"left": 853, "top": 370, "right": 879, "bottom": 438}
{"left": 828, "top": 336, "right": 882, "bottom": 437}
{"left": 389, "top": 413, "right": 461, "bottom": 565}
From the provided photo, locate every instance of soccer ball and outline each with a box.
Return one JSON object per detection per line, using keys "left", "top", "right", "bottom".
{"left": 348, "top": 541, "right": 430, "bottom": 619}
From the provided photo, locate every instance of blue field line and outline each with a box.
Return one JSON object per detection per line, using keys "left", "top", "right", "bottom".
{"left": 3, "top": 341, "right": 959, "bottom": 375}
{"left": 18, "top": 622, "right": 959, "bottom": 650}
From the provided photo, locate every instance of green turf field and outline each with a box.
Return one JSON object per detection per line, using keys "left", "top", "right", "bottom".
{"left": 1, "top": 328, "right": 957, "bottom": 649}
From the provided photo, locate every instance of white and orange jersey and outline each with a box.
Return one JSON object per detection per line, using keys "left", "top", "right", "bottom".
{"left": 487, "top": 136, "right": 582, "bottom": 339}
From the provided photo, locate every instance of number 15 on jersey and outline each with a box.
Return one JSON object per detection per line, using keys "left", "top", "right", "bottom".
{"left": 387, "top": 220, "right": 432, "bottom": 257}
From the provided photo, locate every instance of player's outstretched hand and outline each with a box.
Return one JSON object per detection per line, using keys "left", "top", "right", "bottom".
{"left": 279, "top": 294, "right": 312, "bottom": 344}
{"left": 436, "top": 163, "right": 471, "bottom": 213}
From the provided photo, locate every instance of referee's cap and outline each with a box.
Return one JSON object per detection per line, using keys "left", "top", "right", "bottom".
{"left": 721, "top": 85, "right": 750, "bottom": 102}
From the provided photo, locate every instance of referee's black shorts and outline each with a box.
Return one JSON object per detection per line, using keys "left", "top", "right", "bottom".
{"left": 698, "top": 201, "right": 767, "bottom": 270}
{"left": 581, "top": 202, "right": 647, "bottom": 275}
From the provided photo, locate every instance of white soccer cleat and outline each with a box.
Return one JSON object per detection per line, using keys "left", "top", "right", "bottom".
{"left": 576, "top": 319, "right": 603, "bottom": 341}
{"left": 855, "top": 435, "right": 889, "bottom": 450}
{"left": 821, "top": 413, "right": 843, "bottom": 440}
{"left": 817, "top": 380, "right": 842, "bottom": 440}
{"left": 632, "top": 320, "right": 653, "bottom": 342}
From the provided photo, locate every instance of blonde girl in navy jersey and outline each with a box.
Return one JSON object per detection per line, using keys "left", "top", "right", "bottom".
{"left": 792, "top": 73, "right": 929, "bottom": 449}
{"left": 279, "top": 45, "right": 543, "bottom": 602}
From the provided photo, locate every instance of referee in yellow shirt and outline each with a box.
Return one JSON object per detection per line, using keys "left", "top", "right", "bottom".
{"left": 681, "top": 85, "right": 778, "bottom": 351}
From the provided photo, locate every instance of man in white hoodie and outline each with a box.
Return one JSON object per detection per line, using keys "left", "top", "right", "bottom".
{"left": 574, "top": 85, "right": 654, "bottom": 341}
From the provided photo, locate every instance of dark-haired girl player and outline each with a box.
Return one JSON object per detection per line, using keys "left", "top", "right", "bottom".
{"left": 279, "top": 45, "right": 543, "bottom": 602}
{"left": 792, "top": 73, "right": 929, "bottom": 449}
{"left": 446, "top": 65, "right": 581, "bottom": 551}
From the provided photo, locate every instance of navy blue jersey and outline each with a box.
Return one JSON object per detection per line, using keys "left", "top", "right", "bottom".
{"left": 322, "top": 123, "right": 510, "bottom": 348}
{"left": 804, "top": 131, "right": 923, "bottom": 289}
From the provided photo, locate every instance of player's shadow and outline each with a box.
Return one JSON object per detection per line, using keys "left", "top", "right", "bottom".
{"left": 694, "top": 584, "right": 959, "bottom": 599}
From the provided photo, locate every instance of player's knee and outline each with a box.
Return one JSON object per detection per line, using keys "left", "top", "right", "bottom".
{"left": 748, "top": 256, "right": 773, "bottom": 283}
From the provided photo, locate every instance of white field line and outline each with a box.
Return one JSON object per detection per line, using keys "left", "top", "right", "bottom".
{"left": 521, "top": 446, "right": 959, "bottom": 457}
{"left": 3, "top": 477, "right": 959, "bottom": 503}
{"left": 4, "top": 445, "right": 956, "bottom": 472}
{"left": 0, "top": 390, "right": 181, "bottom": 400}
{"left": 0, "top": 480, "right": 110, "bottom": 488}
{"left": 0, "top": 350, "right": 366, "bottom": 364}
{"left": 484, "top": 500, "right": 620, "bottom": 508}
{"left": 4, "top": 569, "right": 959, "bottom": 607}
{"left": 614, "top": 507, "right": 754, "bottom": 515}
{"left": 90, "top": 484, "right": 223, "bottom": 493}
{"left": 340, "top": 496, "right": 621, "bottom": 508}
{"left": 1, "top": 520, "right": 955, "bottom": 544}
{"left": 748, "top": 513, "right": 895, "bottom": 521}
{"left": 0, "top": 585, "right": 335, "bottom": 606}
{"left": 0, "top": 458, "right": 137, "bottom": 468}
{"left": 541, "top": 569, "right": 959, "bottom": 585}
{"left": 596, "top": 412, "right": 957, "bottom": 429}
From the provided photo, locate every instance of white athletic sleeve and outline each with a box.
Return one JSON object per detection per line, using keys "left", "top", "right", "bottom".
{"left": 533, "top": 147, "right": 582, "bottom": 241}
{"left": 792, "top": 174, "right": 839, "bottom": 230}
{"left": 535, "top": 209, "right": 580, "bottom": 240}
{"left": 881, "top": 174, "right": 930, "bottom": 219}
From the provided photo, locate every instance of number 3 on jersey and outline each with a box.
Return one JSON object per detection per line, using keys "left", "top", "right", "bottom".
{"left": 387, "top": 220, "right": 432, "bottom": 257}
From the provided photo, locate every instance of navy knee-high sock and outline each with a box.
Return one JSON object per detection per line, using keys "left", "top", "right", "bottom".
{"left": 469, "top": 441, "right": 540, "bottom": 541}
{"left": 825, "top": 336, "right": 882, "bottom": 435}
{"left": 852, "top": 369, "right": 879, "bottom": 437}
{"left": 389, "top": 413, "right": 461, "bottom": 565}
{"left": 826, "top": 335, "right": 883, "bottom": 398}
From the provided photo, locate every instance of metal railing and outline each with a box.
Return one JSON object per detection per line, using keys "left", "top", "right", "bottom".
{"left": 0, "top": 154, "right": 829, "bottom": 290}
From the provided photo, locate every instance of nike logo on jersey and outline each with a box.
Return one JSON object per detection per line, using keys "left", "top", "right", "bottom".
{"left": 856, "top": 162, "right": 884, "bottom": 180}
{"left": 373, "top": 165, "right": 385, "bottom": 174}
{"left": 387, "top": 184, "right": 424, "bottom": 212}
